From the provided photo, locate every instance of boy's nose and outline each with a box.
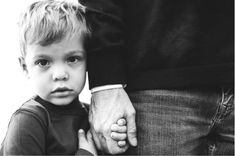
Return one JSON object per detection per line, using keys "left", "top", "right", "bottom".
{"left": 52, "top": 69, "right": 69, "bottom": 81}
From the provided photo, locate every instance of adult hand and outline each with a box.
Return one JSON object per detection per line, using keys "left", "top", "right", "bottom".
{"left": 89, "top": 88, "right": 137, "bottom": 154}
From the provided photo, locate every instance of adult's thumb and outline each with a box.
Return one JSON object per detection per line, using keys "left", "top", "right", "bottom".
{"left": 127, "top": 115, "right": 137, "bottom": 146}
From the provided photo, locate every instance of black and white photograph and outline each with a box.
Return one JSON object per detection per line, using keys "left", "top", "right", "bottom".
{"left": 0, "top": 0, "right": 234, "bottom": 155}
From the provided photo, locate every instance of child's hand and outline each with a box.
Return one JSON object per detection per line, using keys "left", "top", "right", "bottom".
{"left": 78, "top": 129, "right": 97, "bottom": 156}
{"left": 111, "top": 118, "right": 128, "bottom": 148}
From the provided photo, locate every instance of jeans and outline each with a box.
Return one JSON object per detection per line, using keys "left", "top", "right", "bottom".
{"left": 125, "top": 88, "right": 234, "bottom": 155}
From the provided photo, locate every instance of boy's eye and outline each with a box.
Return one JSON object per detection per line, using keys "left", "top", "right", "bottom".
{"left": 35, "top": 59, "right": 50, "bottom": 68}
{"left": 67, "top": 56, "right": 81, "bottom": 64}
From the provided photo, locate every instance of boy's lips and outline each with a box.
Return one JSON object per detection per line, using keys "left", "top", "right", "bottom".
{"left": 52, "top": 87, "right": 72, "bottom": 93}
{"left": 51, "top": 87, "right": 73, "bottom": 97}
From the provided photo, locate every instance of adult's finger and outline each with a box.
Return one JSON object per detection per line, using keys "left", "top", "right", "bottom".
{"left": 90, "top": 126, "right": 102, "bottom": 150}
{"left": 86, "top": 130, "right": 93, "bottom": 142}
{"left": 127, "top": 114, "right": 137, "bottom": 146}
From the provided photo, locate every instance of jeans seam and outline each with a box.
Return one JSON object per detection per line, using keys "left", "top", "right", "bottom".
{"left": 210, "top": 88, "right": 234, "bottom": 129}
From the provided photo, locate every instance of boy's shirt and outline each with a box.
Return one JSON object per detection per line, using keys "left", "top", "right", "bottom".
{"left": 0, "top": 96, "right": 91, "bottom": 155}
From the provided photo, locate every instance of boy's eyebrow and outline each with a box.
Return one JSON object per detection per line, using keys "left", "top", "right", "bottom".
{"left": 68, "top": 50, "right": 85, "bottom": 55}
{"left": 32, "top": 54, "right": 51, "bottom": 59}
{"left": 31, "top": 50, "right": 85, "bottom": 60}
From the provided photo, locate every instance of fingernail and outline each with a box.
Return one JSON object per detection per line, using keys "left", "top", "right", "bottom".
{"left": 79, "top": 129, "right": 84, "bottom": 133}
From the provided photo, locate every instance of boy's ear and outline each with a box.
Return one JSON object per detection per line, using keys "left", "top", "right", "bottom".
{"left": 18, "top": 57, "right": 29, "bottom": 77}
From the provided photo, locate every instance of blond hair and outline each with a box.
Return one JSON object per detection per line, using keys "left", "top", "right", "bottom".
{"left": 18, "top": 0, "right": 90, "bottom": 57}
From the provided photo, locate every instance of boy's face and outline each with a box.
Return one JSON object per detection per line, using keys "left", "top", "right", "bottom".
{"left": 21, "top": 34, "right": 86, "bottom": 106}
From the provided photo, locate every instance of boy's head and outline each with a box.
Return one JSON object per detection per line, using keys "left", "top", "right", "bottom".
{"left": 18, "top": 0, "right": 90, "bottom": 106}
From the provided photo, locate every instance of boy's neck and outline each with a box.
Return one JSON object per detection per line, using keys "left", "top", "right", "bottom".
{"left": 34, "top": 95, "right": 85, "bottom": 115}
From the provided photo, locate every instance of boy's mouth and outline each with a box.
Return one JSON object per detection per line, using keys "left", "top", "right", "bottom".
{"left": 51, "top": 87, "right": 73, "bottom": 94}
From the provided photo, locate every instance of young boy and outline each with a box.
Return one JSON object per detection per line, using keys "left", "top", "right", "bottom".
{"left": 0, "top": 0, "right": 127, "bottom": 155}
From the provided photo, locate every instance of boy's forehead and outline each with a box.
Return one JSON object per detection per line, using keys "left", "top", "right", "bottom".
{"left": 26, "top": 34, "right": 85, "bottom": 57}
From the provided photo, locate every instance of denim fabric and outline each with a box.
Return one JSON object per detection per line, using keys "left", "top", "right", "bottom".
{"left": 125, "top": 88, "right": 234, "bottom": 155}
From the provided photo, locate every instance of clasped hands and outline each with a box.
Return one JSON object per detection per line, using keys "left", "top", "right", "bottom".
{"left": 89, "top": 88, "right": 137, "bottom": 154}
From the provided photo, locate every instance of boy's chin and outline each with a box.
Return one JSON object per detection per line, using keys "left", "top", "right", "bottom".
{"left": 49, "top": 97, "right": 76, "bottom": 106}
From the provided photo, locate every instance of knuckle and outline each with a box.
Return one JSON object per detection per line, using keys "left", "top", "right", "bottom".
{"left": 128, "top": 110, "right": 136, "bottom": 117}
{"left": 131, "top": 110, "right": 136, "bottom": 116}
{"left": 93, "top": 123, "right": 102, "bottom": 132}
{"left": 103, "top": 124, "right": 110, "bottom": 133}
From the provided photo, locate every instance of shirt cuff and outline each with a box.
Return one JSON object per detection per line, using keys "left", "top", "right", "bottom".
{"left": 91, "top": 84, "right": 126, "bottom": 93}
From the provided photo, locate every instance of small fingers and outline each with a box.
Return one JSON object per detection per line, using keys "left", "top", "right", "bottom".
{"left": 117, "top": 140, "right": 126, "bottom": 147}
{"left": 111, "top": 124, "right": 127, "bottom": 133}
{"left": 117, "top": 118, "right": 126, "bottom": 126}
{"left": 111, "top": 132, "right": 127, "bottom": 141}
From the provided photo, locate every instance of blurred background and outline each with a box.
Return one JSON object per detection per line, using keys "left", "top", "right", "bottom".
{"left": 0, "top": 0, "right": 91, "bottom": 143}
